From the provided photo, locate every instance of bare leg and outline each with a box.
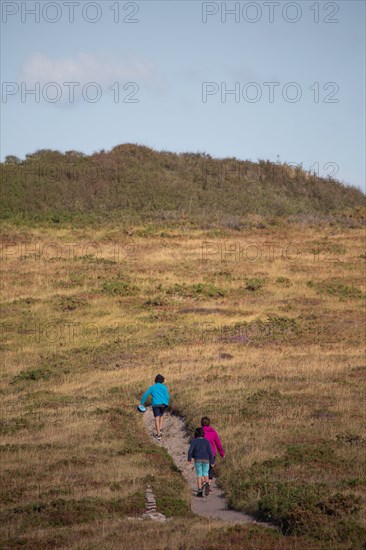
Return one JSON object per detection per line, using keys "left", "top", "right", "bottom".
{"left": 154, "top": 416, "right": 160, "bottom": 436}
{"left": 202, "top": 474, "right": 210, "bottom": 496}
{"left": 197, "top": 476, "right": 203, "bottom": 490}
{"left": 158, "top": 415, "right": 164, "bottom": 433}
{"left": 155, "top": 415, "right": 165, "bottom": 436}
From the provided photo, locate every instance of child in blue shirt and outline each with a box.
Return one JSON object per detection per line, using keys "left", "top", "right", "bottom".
{"left": 140, "top": 374, "right": 170, "bottom": 440}
{"left": 187, "top": 427, "right": 214, "bottom": 497}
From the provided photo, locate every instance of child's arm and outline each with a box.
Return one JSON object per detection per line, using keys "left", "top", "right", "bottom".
{"left": 214, "top": 431, "right": 225, "bottom": 457}
{"left": 187, "top": 441, "right": 195, "bottom": 463}
{"left": 140, "top": 385, "right": 152, "bottom": 405}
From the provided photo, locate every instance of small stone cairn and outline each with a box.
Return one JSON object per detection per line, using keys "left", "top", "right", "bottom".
{"left": 142, "top": 484, "right": 167, "bottom": 522}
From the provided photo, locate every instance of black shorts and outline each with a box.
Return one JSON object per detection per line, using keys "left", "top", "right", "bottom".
{"left": 152, "top": 404, "right": 167, "bottom": 417}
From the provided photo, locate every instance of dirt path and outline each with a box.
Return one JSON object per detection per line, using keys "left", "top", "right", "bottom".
{"left": 142, "top": 408, "right": 266, "bottom": 524}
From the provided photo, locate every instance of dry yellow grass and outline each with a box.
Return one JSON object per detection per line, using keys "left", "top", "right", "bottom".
{"left": 1, "top": 222, "right": 365, "bottom": 549}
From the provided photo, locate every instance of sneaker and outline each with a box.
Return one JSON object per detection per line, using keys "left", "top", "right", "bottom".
{"left": 196, "top": 490, "right": 203, "bottom": 498}
{"left": 155, "top": 434, "right": 161, "bottom": 441}
{"left": 203, "top": 482, "right": 210, "bottom": 496}
{"left": 160, "top": 430, "right": 164, "bottom": 435}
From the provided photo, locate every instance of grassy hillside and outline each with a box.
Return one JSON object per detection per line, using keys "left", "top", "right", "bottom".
{"left": 1, "top": 144, "right": 365, "bottom": 224}
{"left": 1, "top": 220, "right": 365, "bottom": 549}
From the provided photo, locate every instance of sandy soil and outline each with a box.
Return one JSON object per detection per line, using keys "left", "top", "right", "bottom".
{"left": 142, "top": 408, "right": 266, "bottom": 523}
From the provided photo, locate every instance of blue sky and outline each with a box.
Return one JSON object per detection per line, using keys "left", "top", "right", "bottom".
{"left": 1, "top": 0, "right": 365, "bottom": 190}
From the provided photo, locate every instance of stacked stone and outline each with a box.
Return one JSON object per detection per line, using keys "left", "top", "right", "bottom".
{"left": 145, "top": 485, "right": 156, "bottom": 513}
{"left": 142, "top": 484, "right": 167, "bottom": 522}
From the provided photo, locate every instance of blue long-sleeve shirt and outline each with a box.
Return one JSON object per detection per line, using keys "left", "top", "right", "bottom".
{"left": 188, "top": 438, "right": 214, "bottom": 463}
{"left": 140, "top": 383, "right": 170, "bottom": 407}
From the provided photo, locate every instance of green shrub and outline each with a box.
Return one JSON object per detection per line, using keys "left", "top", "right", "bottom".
{"left": 167, "top": 283, "right": 225, "bottom": 298}
{"left": 58, "top": 295, "right": 87, "bottom": 311}
{"left": 316, "top": 493, "right": 361, "bottom": 516}
{"left": 78, "top": 255, "right": 117, "bottom": 265}
{"left": 227, "top": 444, "right": 364, "bottom": 544}
{"left": 191, "top": 283, "right": 226, "bottom": 297}
{"left": 244, "top": 278, "right": 264, "bottom": 292}
{"left": 258, "top": 482, "right": 322, "bottom": 525}
{"left": 0, "top": 495, "right": 145, "bottom": 530}
{"left": 325, "top": 283, "right": 362, "bottom": 299}
{"left": 0, "top": 416, "right": 29, "bottom": 435}
{"left": 12, "top": 366, "right": 53, "bottom": 383}
{"left": 1, "top": 147, "right": 365, "bottom": 223}
{"left": 307, "top": 280, "right": 363, "bottom": 300}
{"left": 155, "top": 496, "right": 191, "bottom": 517}
{"left": 102, "top": 281, "right": 138, "bottom": 296}
{"left": 276, "top": 276, "right": 292, "bottom": 287}
{"left": 336, "top": 432, "right": 364, "bottom": 445}
{"left": 284, "top": 444, "right": 336, "bottom": 465}
{"left": 143, "top": 296, "right": 167, "bottom": 306}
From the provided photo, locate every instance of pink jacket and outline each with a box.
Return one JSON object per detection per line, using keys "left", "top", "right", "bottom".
{"left": 203, "top": 426, "right": 225, "bottom": 457}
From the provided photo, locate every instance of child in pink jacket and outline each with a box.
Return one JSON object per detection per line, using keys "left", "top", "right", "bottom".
{"left": 201, "top": 416, "right": 225, "bottom": 488}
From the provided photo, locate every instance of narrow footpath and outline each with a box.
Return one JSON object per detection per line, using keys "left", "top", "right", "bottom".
{"left": 143, "top": 408, "right": 268, "bottom": 524}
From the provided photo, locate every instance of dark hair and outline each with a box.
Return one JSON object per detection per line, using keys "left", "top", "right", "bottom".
{"left": 195, "top": 427, "right": 204, "bottom": 438}
{"left": 201, "top": 416, "right": 210, "bottom": 427}
{"left": 155, "top": 374, "right": 165, "bottom": 384}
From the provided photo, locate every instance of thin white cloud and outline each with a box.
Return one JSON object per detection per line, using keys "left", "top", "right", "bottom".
{"left": 19, "top": 52, "right": 157, "bottom": 87}
{"left": 16, "top": 52, "right": 159, "bottom": 104}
